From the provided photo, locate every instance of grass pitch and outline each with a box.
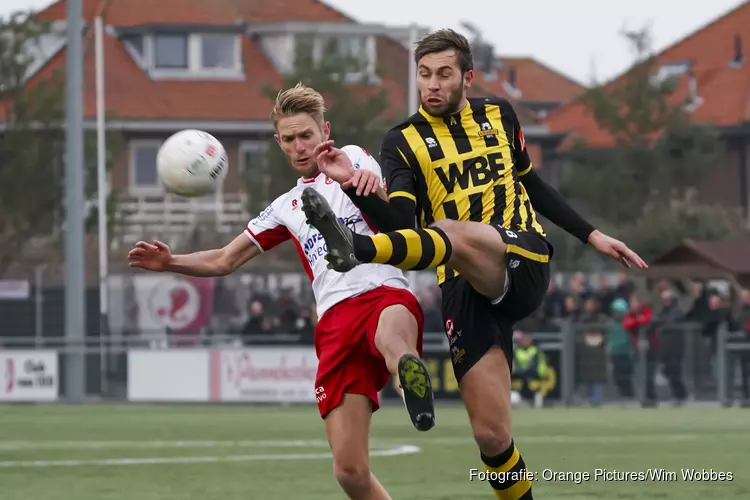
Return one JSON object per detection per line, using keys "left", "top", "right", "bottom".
{"left": 0, "top": 403, "right": 748, "bottom": 499}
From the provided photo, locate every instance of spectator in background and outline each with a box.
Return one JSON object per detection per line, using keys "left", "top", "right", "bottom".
{"left": 294, "top": 305, "right": 315, "bottom": 344}
{"left": 608, "top": 298, "right": 635, "bottom": 401}
{"left": 275, "top": 287, "right": 300, "bottom": 332}
{"left": 651, "top": 288, "right": 687, "bottom": 405}
{"left": 623, "top": 292, "right": 658, "bottom": 406}
{"left": 612, "top": 272, "right": 635, "bottom": 303}
{"left": 242, "top": 300, "right": 275, "bottom": 340}
{"left": 562, "top": 295, "right": 580, "bottom": 321}
{"left": 511, "top": 330, "right": 550, "bottom": 408}
{"left": 568, "top": 272, "right": 590, "bottom": 303}
{"left": 541, "top": 281, "right": 566, "bottom": 319}
{"left": 686, "top": 280, "right": 710, "bottom": 322}
{"left": 249, "top": 280, "right": 272, "bottom": 310}
{"left": 575, "top": 296, "right": 608, "bottom": 407}
{"left": 595, "top": 275, "right": 615, "bottom": 316}
{"left": 579, "top": 297, "right": 608, "bottom": 324}
{"left": 701, "top": 293, "right": 729, "bottom": 355}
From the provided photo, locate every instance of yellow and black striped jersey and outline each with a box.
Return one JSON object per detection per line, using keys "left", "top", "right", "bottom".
{"left": 381, "top": 96, "right": 546, "bottom": 284}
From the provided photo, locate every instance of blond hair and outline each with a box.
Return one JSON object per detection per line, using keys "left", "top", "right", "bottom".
{"left": 270, "top": 82, "right": 327, "bottom": 127}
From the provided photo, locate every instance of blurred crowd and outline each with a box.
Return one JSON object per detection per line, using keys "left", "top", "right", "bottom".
{"left": 237, "top": 271, "right": 750, "bottom": 407}
{"left": 510, "top": 272, "right": 750, "bottom": 407}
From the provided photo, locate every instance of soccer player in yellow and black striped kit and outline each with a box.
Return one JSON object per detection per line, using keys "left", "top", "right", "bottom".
{"left": 301, "top": 29, "right": 647, "bottom": 499}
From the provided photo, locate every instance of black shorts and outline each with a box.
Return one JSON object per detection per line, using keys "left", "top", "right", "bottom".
{"left": 439, "top": 227, "right": 551, "bottom": 382}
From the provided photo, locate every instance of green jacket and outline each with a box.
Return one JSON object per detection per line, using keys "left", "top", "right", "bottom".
{"left": 607, "top": 320, "right": 634, "bottom": 357}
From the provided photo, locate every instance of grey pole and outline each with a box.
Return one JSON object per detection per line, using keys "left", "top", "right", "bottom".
{"left": 64, "top": 0, "right": 86, "bottom": 402}
{"left": 34, "top": 264, "right": 46, "bottom": 347}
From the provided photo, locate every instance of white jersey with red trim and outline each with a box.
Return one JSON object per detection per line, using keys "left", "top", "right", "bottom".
{"left": 244, "top": 145, "right": 412, "bottom": 318}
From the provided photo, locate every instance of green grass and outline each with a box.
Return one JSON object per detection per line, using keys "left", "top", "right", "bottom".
{"left": 0, "top": 403, "right": 748, "bottom": 499}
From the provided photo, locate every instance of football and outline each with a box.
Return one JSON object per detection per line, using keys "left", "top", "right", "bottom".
{"left": 156, "top": 129, "right": 228, "bottom": 197}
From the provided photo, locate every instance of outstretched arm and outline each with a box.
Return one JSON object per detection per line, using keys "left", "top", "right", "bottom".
{"left": 128, "top": 233, "right": 261, "bottom": 277}
{"left": 168, "top": 234, "right": 261, "bottom": 276}
{"left": 129, "top": 198, "right": 291, "bottom": 276}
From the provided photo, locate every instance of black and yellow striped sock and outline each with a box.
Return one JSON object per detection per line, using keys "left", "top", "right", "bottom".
{"left": 481, "top": 441, "right": 533, "bottom": 499}
{"left": 351, "top": 227, "right": 452, "bottom": 270}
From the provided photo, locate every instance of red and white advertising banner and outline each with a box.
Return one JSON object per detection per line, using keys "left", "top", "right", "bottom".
{"left": 133, "top": 275, "right": 215, "bottom": 346}
{"left": 210, "top": 347, "right": 318, "bottom": 403}
{"left": 0, "top": 350, "right": 58, "bottom": 402}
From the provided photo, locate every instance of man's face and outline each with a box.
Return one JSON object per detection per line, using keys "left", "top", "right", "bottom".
{"left": 274, "top": 113, "right": 330, "bottom": 178}
{"left": 417, "top": 49, "right": 472, "bottom": 117}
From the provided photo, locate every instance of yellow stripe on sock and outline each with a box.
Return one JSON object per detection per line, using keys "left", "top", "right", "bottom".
{"left": 370, "top": 234, "right": 394, "bottom": 264}
{"left": 427, "top": 229, "right": 448, "bottom": 268}
{"left": 399, "top": 230, "right": 424, "bottom": 269}
{"left": 484, "top": 447, "right": 533, "bottom": 500}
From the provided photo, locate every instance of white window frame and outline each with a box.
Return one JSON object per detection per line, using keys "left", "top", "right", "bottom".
{"left": 144, "top": 33, "right": 243, "bottom": 80}
{"left": 129, "top": 140, "right": 164, "bottom": 195}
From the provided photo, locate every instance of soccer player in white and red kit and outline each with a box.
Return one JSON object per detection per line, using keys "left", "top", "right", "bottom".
{"left": 126, "top": 83, "right": 434, "bottom": 500}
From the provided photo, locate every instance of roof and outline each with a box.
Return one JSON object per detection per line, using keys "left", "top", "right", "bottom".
{"left": 13, "top": 0, "right": 401, "bottom": 127}
{"left": 545, "top": 1, "right": 750, "bottom": 148}
{"left": 36, "top": 0, "right": 352, "bottom": 25}
{"left": 472, "top": 57, "right": 584, "bottom": 104}
{"left": 651, "top": 239, "right": 750, "bottom": 275}
{"left": 469, "top": 57, "right": 584, "bottom": 125}
{"left": 15, "top": 1, "right": 584, "bottom": 131}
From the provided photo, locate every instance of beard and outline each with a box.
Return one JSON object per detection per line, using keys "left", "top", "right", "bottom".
{"left": 420, "top": 86, "right": 464, "bottom": 117}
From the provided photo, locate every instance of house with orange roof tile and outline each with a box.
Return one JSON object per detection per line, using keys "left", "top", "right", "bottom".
{"left": 545, "top": 1, "right": 750, "bottom": 221}
{"left": 11, "top": 0, "right": 584, "bottom": 246}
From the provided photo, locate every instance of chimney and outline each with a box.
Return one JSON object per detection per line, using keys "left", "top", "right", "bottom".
{"left": 732, "top": 34, "right": 744, "bottom": 67}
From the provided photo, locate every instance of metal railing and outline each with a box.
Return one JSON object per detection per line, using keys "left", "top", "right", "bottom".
{"left": 0, "top": 322, "right": 747, "bottom": 405}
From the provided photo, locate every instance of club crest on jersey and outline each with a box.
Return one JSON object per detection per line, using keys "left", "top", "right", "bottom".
{"left": 291, "top": 199, "right": 298, "bottom": 209}
{"left": 478, "top": 121, "right": 498, "bottom": 139}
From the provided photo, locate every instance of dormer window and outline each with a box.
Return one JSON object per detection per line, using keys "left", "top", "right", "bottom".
{"left": 293, "top": 34, "right": 376, "bottom": 80}
{"left": 154, "top": 34, "right": 188, "bottom": 69}
{"left": 121, "top": 31, "right": 242, "bottom": 79}
{"left": 652, "top": 61, "right": 691, "bottom": 85}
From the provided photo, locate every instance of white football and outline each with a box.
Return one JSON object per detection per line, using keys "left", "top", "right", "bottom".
{"left": 157, "top": 129, "right": 228, "bottom": 197}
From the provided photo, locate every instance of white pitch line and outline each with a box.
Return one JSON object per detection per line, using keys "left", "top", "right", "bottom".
{"left": 0, "top": 432, "right": 741, "bottom": 451}
{"left": 376, "top": 433, "right": 750, "bottom": 446}
{"left": 0, "top": 439, "right": 335, "bottom": 451}
{"left": 0, "top": 445, "right": 421, "bottom": 468}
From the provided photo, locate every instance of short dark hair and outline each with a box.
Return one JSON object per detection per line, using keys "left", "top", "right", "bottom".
{"left": 414, "top": 29, "right": 473, "bottom": 73}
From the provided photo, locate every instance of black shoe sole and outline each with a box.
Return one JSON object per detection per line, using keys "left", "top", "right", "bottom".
{"left": 300, "top": 187, "right": 358, "bottom": 272}
{"left": 398, "top": 354, "right": 435, "bottom": 432}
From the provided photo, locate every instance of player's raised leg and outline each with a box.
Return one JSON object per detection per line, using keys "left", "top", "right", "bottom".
{"left": 301, "top": 186, "right": 511, "bottom": 300}
{"left": 324, "top": 395, "right": 391, "bottom": 500}
{"left": 374, "top": 303, "right": 434, "bottom": 431}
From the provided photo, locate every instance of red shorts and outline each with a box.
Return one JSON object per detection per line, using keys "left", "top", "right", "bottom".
{"left": 314, "top": 285, "right": 424, "bottom": 418}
